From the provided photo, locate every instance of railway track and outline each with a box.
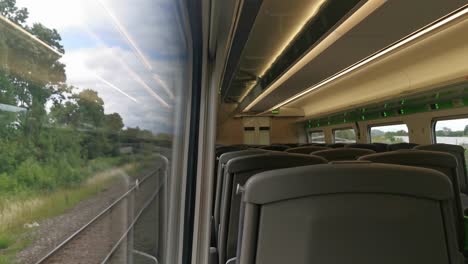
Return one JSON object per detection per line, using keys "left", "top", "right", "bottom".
{"left": 33, "top": 155, "right": 168, "bottom": 264}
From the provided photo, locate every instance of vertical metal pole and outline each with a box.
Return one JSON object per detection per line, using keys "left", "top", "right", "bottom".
{"left": 127, "top": 187, "right": 135, "bottom": 264}
{"left": 158, "top": 158, "right": 168, "bottom": 264}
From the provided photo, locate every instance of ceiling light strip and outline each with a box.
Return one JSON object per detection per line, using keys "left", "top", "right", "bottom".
{"left": 243, "top": 0, "right": 386, "bottom": 112}
{"left": 267, "top": 4, "right": 468, "bottom": 113}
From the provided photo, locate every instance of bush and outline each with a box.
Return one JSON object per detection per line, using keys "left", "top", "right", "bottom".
{"left": 0, "top": 173, "right": 17, "bottom": 193}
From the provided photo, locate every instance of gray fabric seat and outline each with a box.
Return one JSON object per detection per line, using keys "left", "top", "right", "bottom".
{"left": 327, "top": 143, "right": 346, "bottom": 148}
{"left": 388, "top": 142, "right": 419, "bottom": 151}
{"left": 285, "top": 146, "right": 329, "bottom": 154}
{"left": 214, "top": 149, "right": 268, "bottom": 229}
{"left": 415, "top": 144, "right": 468, "bottom": 194}
{"left": 372, "top": 142, "right": 389, "bottom": 152}
{"left": 258, "top": 145, "right": 290, "bottom": 151}
{"left": 237, "top": 163, "right": 463, "bottom": 264}
{"left": 359, "top": 149, "right": 464, "bottom": 250}
{"left": 345, "top": 143, "right": 379, "bottom": 152}
{"left": 213, "top": 146, "right": 248, "bottom": 226}
{"left": 312, "top": 148, "right": 375, "bottom": 161}
{"left": 218, "top": 153, "right": 327, "bottom": 264}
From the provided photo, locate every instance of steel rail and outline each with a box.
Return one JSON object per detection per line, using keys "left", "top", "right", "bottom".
{"left": 100, "top": 178, "right": 165, "bottom": 263}
{"left": 34, "top": 167, "right": 160, "bottom": 264}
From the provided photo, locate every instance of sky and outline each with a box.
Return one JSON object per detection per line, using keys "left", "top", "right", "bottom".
{"left": 15, "top": 0, "right": 189, "bottom": 134}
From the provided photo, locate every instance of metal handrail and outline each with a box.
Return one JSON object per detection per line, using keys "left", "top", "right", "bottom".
{"left": 133, "top": 250, "right": 159, "bottom": 264}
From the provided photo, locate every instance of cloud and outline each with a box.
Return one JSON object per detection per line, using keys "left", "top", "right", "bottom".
{"left": 15, "top": 0, "right": 190, "bottom": 134}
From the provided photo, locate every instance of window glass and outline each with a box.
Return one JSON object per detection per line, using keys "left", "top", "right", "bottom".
{"left": 370, "top": 124, "right": 409, "bottom": 143}
{"left": 334, "top": 128, "right": 356, "bottom": 143}
{"left": 434, "top": 118, "right": 468, "bottom": 172}
{"left": 0, "top": 0, "right": 189, "bottom": 263}
{"left": 434, "top": 118, "right": 468, "bottom": 146}
{"left": 309, "top": 131, "right": 325, "bottom": 143}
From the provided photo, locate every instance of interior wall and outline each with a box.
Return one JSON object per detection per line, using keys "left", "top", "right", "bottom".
{"left": 216, "top": 117, "right": 243, "bottom": 145}
{"left": 216, "top": 116, "right": 303, "bottom": 145}
{"left": 270, "top": 117, "right": 303, "bottom": 144}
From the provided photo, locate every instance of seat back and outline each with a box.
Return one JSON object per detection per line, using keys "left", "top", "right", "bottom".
{"left": 372, "top": 142, "right": 389, "bottom": 152}
{"left": 285, "top": 146, "right": 329, "bottom": 154}
{"left": 312, "top": 148, "right": 375, "bottom": 161}
{"left": 238, "top": 163, "right": 462, "bottom": 264}
{"left": 388, "top": 142, "right": 418, "bottom": 151}
{"left": 359, "top": 149, "right": 464, "bottom": 250}
{"left": 345, "top": 143, "right": 379, "bottom": 152}
{"left": 213, "top": 146, "right": 247, "bottom": 218}
{"left": 214, "top": 149, "right": 268, "bottom": 229}
{"left": 218, "top": 153, "right": 327, "bottom": 264}
{"left": 415, "top": 144, "right": 468, "bottom": 194}
{"left": 259, "top": 145, "right": 290, "bottom": 151}
{"left": 327, "top": 143, "right": 346, "bottom": 148}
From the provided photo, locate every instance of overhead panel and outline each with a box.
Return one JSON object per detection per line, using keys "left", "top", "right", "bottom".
{"left": 247, "top": 0, "right": 468, "bottom": 112}
{"left": 222, "top": 0, "right": 362, "bottom": 102}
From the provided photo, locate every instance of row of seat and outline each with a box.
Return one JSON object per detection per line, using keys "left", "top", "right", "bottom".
{"left": 217, "top": 142, "right": 421, "bottom": 153}
{"left": 212, "top": 143, "right": 468, "bottom": 264}
{"left": 217, "top": 143, "right": 468, "bottom": 194}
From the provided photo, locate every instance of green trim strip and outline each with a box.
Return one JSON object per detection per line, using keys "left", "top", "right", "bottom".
{"left": 304, "top": 85, "right": 468, "bottom": 129}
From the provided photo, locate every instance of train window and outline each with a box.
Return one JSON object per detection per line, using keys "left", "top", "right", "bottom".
{"left": 0, "top": 1, "right": 190, "bottom": 263}
{"left": 309, "top": 131, "right": 325, "bottom": 143}
{"left": 370, "top": 124, "right": 409, "bottom": 143}
{"left": 333, "top": 128, "right": 356, "bottom": 143}
{"left": 434, "top": 118, "right": 468, "bottom": 146}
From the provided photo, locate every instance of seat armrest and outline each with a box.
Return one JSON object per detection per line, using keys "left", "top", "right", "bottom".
{"left": 209, "top": 247, "right": 218, "bottom": 264}
{"left": 226, "top": 257, "right": 236, "bottom": 264}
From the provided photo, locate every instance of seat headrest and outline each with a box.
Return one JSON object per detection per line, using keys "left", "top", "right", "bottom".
{"left": 312, "top": 148, "right": 375, "bottom": 161}
{"left": 285, "top": 146, "right": 329, "bottom": 154}
{"left": 226, "top": 153, "right": 327, "bottom": 174}
{"left": 345, "top": 143, "right": 378, "bottom": 151}
{"left": 388, "top": 143, "right": 419, "bottom": 151}
{"left": 243, "top": 163, "right": 453, "bottom": 204}
{"left": 359, "top": 149, "right": 458, "bottom": 168}
{"left": 218, "top": 149, "right": 268, "bottom": 164}
{"left": 415, "top": 143, "right": 465, "bottom": 154}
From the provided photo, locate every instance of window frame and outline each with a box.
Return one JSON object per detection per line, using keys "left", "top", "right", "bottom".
{"left": 308, "top": 130, "right": 325, "bottom": 143}
{"left": 432, "top": 115, "right": 468, "bottom": 144}
{"left": 367, "top": 122, "right": 409, "bottom": 144}
{"left": 332, "top": 127, "right": 357, "bottom": 143}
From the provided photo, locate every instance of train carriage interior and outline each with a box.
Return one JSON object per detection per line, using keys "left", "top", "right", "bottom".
{"left": 2, "top": 0, "right": 468, "bottom": 263}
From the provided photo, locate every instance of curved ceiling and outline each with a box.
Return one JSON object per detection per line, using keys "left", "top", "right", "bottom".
{"left": 221, "top": 0, "right": 468, "bottom": 113}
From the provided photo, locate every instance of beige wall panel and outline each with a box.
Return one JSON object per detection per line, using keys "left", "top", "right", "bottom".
{"left": 216, "top": 117, "right": 243, "bottom": 145}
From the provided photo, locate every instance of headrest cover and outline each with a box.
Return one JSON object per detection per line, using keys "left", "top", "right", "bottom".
{"left": 359, "top": 149, "right": 457, "bottom": 168}
{"left": 226, "top": 153, "right": 327, "bottom": 174}
{"left": 415, "top": 143, "right": 465, "bottom": 154}
{"left": 244, "top": 163, "right": 452, "bottom": 204}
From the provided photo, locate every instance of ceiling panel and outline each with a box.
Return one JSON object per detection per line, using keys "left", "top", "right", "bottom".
{"left": 249, "top": 0, "right": 468, "bottom": 111}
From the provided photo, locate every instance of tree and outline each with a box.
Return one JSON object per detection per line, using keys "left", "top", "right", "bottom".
{"left": 0, "top": 0, "right": 28, "bottom": 26}
{"left": 104, "top": 113, "right": 124, "bottom": 133}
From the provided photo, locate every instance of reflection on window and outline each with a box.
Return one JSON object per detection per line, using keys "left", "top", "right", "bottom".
{"left": 0, "top": 0, "right": 189, "bottom": 263}
{"left": 309, "top": 131, "right": 325, "bottom": 143}
{"left": 434, "top": 118, "right": 468, "bottom": 147}
{"left": 370, "top": 124, "right": 409, "bottom": 143}
{"left": 334, "top": 128, "right": 356, "bottom": 143}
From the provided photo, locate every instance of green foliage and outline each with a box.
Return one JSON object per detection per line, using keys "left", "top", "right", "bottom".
{"left": 371, "top": 129, "right": 407, "bottom": 144}
{"left": 334, "top": 129, "right": 355, "bottom": 142}
{"left": 0, "top": 0, "right": 28, "bottom": 26}
{"left": 435, "top": 127, "right": 465, "bottom": 137}
{"left": 0, "top": 233, "right": 13, "bottom": 250}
